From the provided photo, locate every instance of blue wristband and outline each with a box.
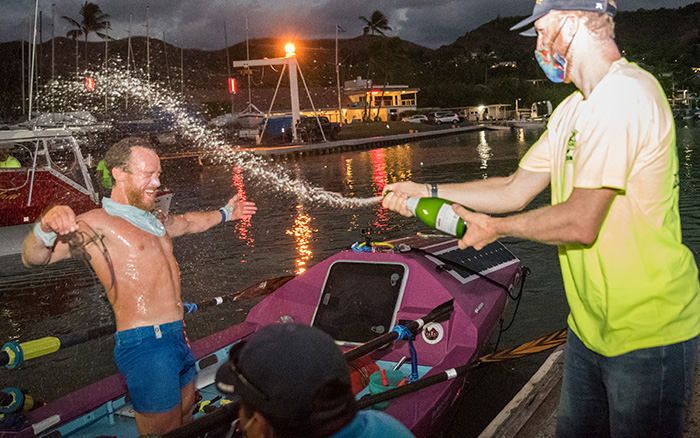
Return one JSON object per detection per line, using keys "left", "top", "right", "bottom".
{"left": 219, "top": 205, "right": 233, "bottom": 223}
{"left": 33, "top": 222, "right": 57, "bottom": 247}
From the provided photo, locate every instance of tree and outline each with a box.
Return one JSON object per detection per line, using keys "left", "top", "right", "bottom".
{"left": 62, "top": 2, "right": 112, "bottom": 71}
{"left": 359, "top": 11, "right": 392, "bottom": 36}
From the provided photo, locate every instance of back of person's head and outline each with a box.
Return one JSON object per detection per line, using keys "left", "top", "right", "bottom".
{"left": 104, "top": 137, "right": 155, "bottom": 175}
{"left": 216, "top": 323, "right": 357, "bottom": 438}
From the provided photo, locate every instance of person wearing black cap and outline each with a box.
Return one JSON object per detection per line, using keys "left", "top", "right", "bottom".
{"left": 382, "top": 1, "right": 699, "bottom": 437}
{"left": 215, "top": 323, "right": 415, "bottom": 438}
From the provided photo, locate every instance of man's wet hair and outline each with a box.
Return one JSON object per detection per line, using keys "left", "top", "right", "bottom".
{"left": 104, "top": 137, "right": 156, "bottom": 176}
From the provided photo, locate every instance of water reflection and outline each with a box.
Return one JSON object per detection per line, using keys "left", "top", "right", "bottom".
{"left": 477, "top": 130, "right": 493, "bottom": 176}
{"left": 371, "top": 148, "right": 387, "bottom": 195}
{"left": 231, "top": 166, "right": 254, "bottom": 248}
{"left": 344, "top": 158, "right": 355, "bottom": 197}
{"left": 380, "top": 144, "right": 413, "bottom": 185}
{"left": 286, "top": 205, "right": 315, "bottom": 274}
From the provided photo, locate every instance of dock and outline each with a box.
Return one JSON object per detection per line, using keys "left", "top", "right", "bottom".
{"left": 480, "top": 344, "right": 700, "bottom": 438}
{"left": 159, "top": 124, "right": 486, "bottom": 161}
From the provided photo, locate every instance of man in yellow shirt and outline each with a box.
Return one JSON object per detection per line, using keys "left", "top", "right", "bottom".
{"left": 382, "top": 1, "right": 700, "bottom": 437}
{"left": 0, "top": 149, "right": 20, "bottom": 168}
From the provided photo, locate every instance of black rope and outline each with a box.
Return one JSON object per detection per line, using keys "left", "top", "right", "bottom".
{"left": 67, "top": 220, "right": 116, "bottom": 298}
{"left": 493, "top": 266, "right": 530, "bottom": 352}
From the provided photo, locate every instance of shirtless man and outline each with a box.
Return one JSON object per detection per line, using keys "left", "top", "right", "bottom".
{"left": 21, "top": 137, "right": 257, "bottom": 435}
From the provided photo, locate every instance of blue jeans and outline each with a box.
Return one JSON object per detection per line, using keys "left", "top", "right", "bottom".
{"left": 556, "top": 329, "right": 698, "bottom": 438}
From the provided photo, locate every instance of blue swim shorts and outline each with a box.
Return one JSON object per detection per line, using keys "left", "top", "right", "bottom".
{"left": 114, "top": 320, "right": 197, "bottom": 413}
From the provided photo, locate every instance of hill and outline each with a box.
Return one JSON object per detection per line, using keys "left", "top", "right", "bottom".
{"left": 0, "top": 3, "right": 698, "bottom": 120}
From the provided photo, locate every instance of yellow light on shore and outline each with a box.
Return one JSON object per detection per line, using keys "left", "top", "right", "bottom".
{"left": 285, "top": 43, "right": 295, "bottom": 57}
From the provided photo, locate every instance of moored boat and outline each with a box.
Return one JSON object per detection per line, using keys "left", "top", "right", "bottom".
{"left": 0, "top": 234, "right": 527, "bottom": 437}
{"left": 0, "top": 128, "right": 172, "bottom": 259}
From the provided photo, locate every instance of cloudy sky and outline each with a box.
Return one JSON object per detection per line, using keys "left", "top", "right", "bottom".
{"left": 1, "top": 0, "right": 697, "bottom": 50}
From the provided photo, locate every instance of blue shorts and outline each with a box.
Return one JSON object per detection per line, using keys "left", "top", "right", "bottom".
{"left": 114, "top": 320, "right": 197, "bottom": 414}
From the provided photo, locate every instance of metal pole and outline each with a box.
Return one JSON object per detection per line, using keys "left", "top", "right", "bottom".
{"left": 21, "top": 21, "right": 26, "bottom": 116}
{"left": 288, "top": 55, "right": 300, "bottom": 142}
{"left": 245, "top": 17, "right": 252, "bottom": 108}
{"left": 126, "top": 14, "right": 132, "bottom": 110}
{"left": 224, "top": 21, "right": 234, "bottom": 115}
{"left": 335, "top": 25, "right": 342, "bottom": 124}
{"left": 51, "top": 4, "right": 55, "bottom": 115}
{"left": 146, "top": 6, "right": 150, "bottom": 84}
{"left": 28, "top": 0, "right": 39, "bottom": 121}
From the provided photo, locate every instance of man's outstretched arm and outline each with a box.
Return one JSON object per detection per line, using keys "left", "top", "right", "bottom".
{"left": 165, "top": 194, "right": 257, "bottom": 238}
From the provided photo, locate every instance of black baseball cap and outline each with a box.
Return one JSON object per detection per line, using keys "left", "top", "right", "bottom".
{"left": 511, "top": 0, "right": 617, "bottom": 36}
{"left": 215, "top": 323, "right": 356, "bottom": 431}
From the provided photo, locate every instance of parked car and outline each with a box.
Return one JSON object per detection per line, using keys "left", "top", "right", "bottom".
{"left": 402, "top": 114, "right": 428, "bottom": 124}
{"left": 296, "top": 116, "right": 341, "bottom": 142}
{"left": 429, "top": 112, "right": 460, "bottom": 125}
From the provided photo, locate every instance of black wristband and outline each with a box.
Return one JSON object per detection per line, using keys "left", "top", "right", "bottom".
{"left": 430, "top": 183, "right": 438, "bottom": 198}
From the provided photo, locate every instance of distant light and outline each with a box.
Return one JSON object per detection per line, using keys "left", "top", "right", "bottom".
{"left": 85, "top": 77, "right": 95, "bottom": 90}
{"left": 285, "top": 43, "right": 295, "bottom": 57}
{"left": 228, "top": 78, "right": 237, "bottom": 94}
{"left": 370, "top": 90, "right": 380, "bottom": 95}
{"left": 478, "top": 105, "right": 484, "bottom": 111}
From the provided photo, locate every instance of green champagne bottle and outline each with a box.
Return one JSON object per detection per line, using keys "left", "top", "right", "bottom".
{"left": 406, "top": 197, "right": 471, "bottom": 238}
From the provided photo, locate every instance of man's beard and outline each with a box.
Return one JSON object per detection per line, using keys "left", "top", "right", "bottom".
{"left": 125, "top": 185, "right": 155, "bottom": 211}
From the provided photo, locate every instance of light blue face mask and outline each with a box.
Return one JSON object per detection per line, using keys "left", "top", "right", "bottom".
{"left": 102, "top": 197, "right": 166, "bottom": 236}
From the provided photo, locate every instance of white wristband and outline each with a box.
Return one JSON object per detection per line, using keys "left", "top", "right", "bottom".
{"left": 34, "top": 222, "right": 57, "bottom": 247}
{"left": 219, "top": 205, "right": 234, "bottom": 223}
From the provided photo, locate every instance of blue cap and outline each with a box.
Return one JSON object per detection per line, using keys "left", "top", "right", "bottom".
{"left": 511, "top": 0, "right": 617, "bottom": 37}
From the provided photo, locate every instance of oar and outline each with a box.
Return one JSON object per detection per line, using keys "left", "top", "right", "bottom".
{"left": 0, "top": 275, "right": 295, "bottom": 369}
{"left": 356, "top": 328, "right": 567, "bottom": 410}
{"left": 163, "top": 328, "right": 568, "bottom": 436}
{"left": 344, "top": 299, "right": 454, "bottom": 363}
{"left": 163, "top": 400, "right": 240, "bottom": 438}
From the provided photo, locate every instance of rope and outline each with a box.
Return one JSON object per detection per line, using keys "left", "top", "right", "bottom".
{"left": 184, "top": 302, "right": 198, "bottom": 314}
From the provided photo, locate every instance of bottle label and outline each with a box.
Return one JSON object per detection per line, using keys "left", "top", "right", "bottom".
{"left": 435, "top": 204, "right": 460, "bottom": 236}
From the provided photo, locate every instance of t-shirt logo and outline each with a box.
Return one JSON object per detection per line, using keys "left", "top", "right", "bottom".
{"left": 566, "top": 129, "right": 578, "bottom": 161}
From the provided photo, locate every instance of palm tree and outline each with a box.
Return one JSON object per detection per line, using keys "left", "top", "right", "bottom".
{"left": 62, "top": 2, "right": 111, "bottom": 71}
{"left": 359, "top": 11, "right": 392, "bottom": 36}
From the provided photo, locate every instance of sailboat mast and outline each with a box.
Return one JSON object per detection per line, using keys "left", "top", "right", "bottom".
{"left": 246, "top": 17, "right": 252, "bottom": 108}
{"left": 224, "top": 21, "right": 234, "bottom": 114}
{"left": 27, "top": 0, "right": 39, "bottom": 121}
{"left": 146, "top": 6, "right": 150, "bottom": 84}
{"left": 336, "top": 24, "right": 342, "bottom": 124}
{"left": 126, "top": 14, "right": 132, "bottom": 109}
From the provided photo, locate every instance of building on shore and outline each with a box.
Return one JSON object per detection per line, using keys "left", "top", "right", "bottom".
{"left": 342, "top": 77, "right": 420, "bottom": 123}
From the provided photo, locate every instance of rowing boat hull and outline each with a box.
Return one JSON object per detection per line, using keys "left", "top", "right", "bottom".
{"left": 1, "top": 236, "right": 523, "bottom": 438}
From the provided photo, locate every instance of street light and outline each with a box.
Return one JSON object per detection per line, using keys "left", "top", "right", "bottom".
{"left": 285, "top": 43, "right": 295, "bottom": 58}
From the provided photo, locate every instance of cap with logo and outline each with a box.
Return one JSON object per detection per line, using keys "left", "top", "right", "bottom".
{"left": 511, "top": 0, "right": 617, "bottom": 36}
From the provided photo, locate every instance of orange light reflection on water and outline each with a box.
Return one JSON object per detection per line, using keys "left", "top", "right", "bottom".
{"left": 286, "top": 205, "right": 315, "bottom": 274}
{"left": 231, "top": 167, "right": 254, "bottom": 257}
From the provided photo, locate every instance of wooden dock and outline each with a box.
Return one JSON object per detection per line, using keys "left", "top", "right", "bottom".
{"left": 479, "top": 343, "right": 700, "bottom": 438}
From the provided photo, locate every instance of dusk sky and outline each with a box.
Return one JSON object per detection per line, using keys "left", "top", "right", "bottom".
{"left": 1, "top": 0, "right": 698, "bottom": 51}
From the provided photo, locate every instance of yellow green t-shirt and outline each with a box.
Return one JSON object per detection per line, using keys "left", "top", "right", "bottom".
{"left": 96, "top": 160, "right": 113, "bottom": 189}
{"left": 520, "top": 58, "right": 700, "bottom": 356}
{"left": 0, "top": 156, "right": 20, "bottom": 168}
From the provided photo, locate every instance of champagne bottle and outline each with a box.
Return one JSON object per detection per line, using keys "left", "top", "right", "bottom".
{"left": 406, "top": 197, "right": 471, "bottom": 238}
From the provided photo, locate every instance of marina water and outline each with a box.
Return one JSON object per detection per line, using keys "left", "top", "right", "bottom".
{"left": 1, "top": 123, "right": 698, "bottom": 436}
